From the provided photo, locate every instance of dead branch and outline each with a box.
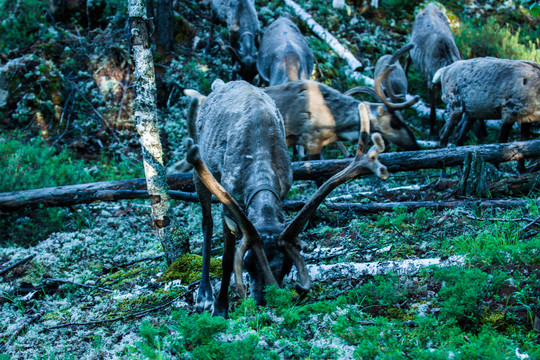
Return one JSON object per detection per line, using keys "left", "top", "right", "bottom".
{"left": 44, "top": 278, "right": 113, "bottom": 293}
{"left": 326, "top": 199, "right": 528, "bottom": 214}
{"left": 44, "top": 295, "right": 185, "bottom": 331}
{"left": 291, "top": 140, "right": 540, "bottom": 180}
{"left": 0, "top": 254, "right": 35, "bottom": 276}
{"left": 0, "top": 310, "right": 45, "bottom": 352}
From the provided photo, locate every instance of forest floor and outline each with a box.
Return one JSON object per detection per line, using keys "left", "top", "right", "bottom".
{"left": 1, "top": 0, "right": 540, "bottom": 358}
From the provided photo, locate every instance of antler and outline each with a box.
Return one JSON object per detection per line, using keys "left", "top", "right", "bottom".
{"left": 186, "top": 140, "right": 279, "bottom": 298}
{"left": 343, "top": 86, "right": 382, "bottom": 101}
{"left": 374, "top": 64, "right": 419, "bottom": 111}
{"left": 279, "top": 102, "right": 388, "bottom": 293}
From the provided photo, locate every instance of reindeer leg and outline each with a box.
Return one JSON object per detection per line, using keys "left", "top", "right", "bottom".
{"left": 439, "top": 108, "right": 463, "bottom": 147}
{"left": 213, "top": 216, "right": 236, "bottom": 317}
{"left": 455, "top": 113, "right": 474, "bottom": 146}
{"left": 428, "top": 88, "right": 438, "bottom": 137}
{"left": 195, "top": 179, "right": 215, "bottom": 313}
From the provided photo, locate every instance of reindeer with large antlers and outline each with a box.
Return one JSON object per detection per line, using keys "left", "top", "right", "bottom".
{"left": 185, "top": 79, "right": 387, "bottom": 316}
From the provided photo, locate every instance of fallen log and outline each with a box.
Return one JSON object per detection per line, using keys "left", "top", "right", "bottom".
{"left": 292, "top": 140, "right": 540, "bottom": 180}
{"left": 326, "top": 199, "right": 528, "bottom": 214}
{"left": 284, "top": 0, "right": 362, "bottom": 70}
{"left": 0, "top": 174, "right": 193, "bottom": 212}
{"left": 286, "top": 255, "right": 465, "bottom": 283}
{"left": 1, "top": 140, "right": 539, "bottom": 212}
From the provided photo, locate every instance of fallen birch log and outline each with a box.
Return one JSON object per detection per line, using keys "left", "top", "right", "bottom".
{"left": 284, "top": 0, "right": 362, "bottom": 70}
{"left": 286, "top": 255, "right": 465, "bottom": 283}
{"left": 1, "top": 140, "right": 540, "bottom": 212}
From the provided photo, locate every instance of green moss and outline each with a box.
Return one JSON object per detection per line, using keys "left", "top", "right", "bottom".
{"left": 159, "top": 254, "right": 222, "bottom": 284}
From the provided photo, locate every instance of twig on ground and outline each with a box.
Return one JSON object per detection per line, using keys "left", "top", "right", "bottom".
{"left": 0, "top": 254, "right": 35, "bottom": 277}
{"left": 44, "top": 295, "right": 184, "bottom": 331}
{"left": 119, "top": 254, "right": 165, "bottom": 267}
{"left": 0, "top": 310, "right": 45, "bottom": 352}
{"left": 45, "top": 278, "right": 113, "bottom": 293}
{"left": 464, "top": 213, "right": 540, "bottom": 230}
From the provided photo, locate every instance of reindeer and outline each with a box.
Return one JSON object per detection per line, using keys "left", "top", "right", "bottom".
{"left": 375, "top": 44, "right": 413, "bottom": 104}
{"left": 263, "top": 66, "right": 421, "bottom": 160}
{"left": 212, "top": 0, "right": 260, "bottom": 83}
{"left": 434, "top": 57, "right": 540, "bottom": 171}
{"left": 185, "top": 79, "right": 388, "bottom": 316}
{"left": 256, "top": 17, "right": 314, "bottom": 86}
{"left": 405, "top": 3, "right": 461, "bottom": 136}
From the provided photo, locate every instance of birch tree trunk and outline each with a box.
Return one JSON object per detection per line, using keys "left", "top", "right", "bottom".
{"left": 128, "top": 0, "right": 184, "bottom": 264}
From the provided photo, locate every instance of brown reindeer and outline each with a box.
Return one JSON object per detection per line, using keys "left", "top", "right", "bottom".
{"left": 263, "top": 66, "right": 420, "bottom": 160}
{"left": 185, "top": 79, "right": 387, "bottom": 316}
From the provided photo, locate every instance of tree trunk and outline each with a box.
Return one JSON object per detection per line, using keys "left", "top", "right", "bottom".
{"left": 129, "top": 0, "right": 183, "bottom": 264}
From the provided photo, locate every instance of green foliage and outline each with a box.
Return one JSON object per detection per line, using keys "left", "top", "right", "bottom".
{"left": 0, "top": 0, "right": 47, "bottom": 53}
{"left": 455, "top": 17, "right": 540, "bottom": 62}
{"left": 430, "top": 266, "right": 502, "bottom": 324}
{"left": 133, "top": 310, "right": 279, "bottom": 359}
{"left": 0, "top": 134, "right": 143, "bottom": 246}
{"left": 348, "top": 274, "right": 409, "bottom": 309}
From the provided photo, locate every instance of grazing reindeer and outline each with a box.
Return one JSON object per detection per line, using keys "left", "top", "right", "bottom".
{"left": 434, "top": 57, "right": 540, "bottom": 171}
{"left": 212, "top": 0, "right": 260, "bottom": 82}
{"left": 257, "top": 17, "right": 314, "bottom": 86}
{"left": 405, "top": 3, "right": 461, "bottom": 136}
{"left": 263, "top": 69, "right": 420, "bottom": 160}
{"left": 186, "top": 79, "right": 388, "bottom": 317}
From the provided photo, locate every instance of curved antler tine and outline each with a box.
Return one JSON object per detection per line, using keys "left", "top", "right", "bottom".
{"left": 388, "top": 43, "right": 414, "bottom": 66}
{"left": 224, "top": 45, "right": 241, "bottom": 62}
{"left": 344, "top": 86, "right": 382, "bottom": 102}
{"left": 186, "top": 144, "right": 279, "bottom": 297}
{"left": 282, "top": 242, "right": 311, "bottom": 293}
{"left": 375, "top": 65, "right": 420, "bottom": 111}
{"left": 279, "top": 102, "right": 387, "bottom": 269}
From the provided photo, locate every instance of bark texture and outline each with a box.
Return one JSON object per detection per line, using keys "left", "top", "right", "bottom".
{"left": 129, "top": 0, "right": 180, "bottom": 264}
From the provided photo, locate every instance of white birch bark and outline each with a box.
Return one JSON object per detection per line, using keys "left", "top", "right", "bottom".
{"left": 286, "top": 255, "right": 465, "bottom": 283}
{"left": 286, "top": 0, "right": 442, "bottom": 121}
{"left": 129, "top": 0, "right": 183, "bottom": 264}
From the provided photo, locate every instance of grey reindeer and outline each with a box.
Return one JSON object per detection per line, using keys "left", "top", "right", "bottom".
{"left": 405, "top": 3, "right": 461, "bottom": 136}
{"left": 185, "top": 79, "right": 388, "bottom": 316}
{"left": 256, "top": 17, "right": 314, "bottom": 86}
{"left": 212, "top": 0, "right": 260, "bottom": 83}
{"left": 434, "top": 57, "right": 540, "bottom": 171}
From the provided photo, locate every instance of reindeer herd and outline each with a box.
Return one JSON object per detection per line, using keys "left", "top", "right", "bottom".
{"left": 176, "top": 0, "right": 540, "bottom": 316}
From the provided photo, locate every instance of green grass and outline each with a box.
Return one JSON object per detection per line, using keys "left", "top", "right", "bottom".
{"left": 0, "top": 133, "right": 143, "bottom": 246}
